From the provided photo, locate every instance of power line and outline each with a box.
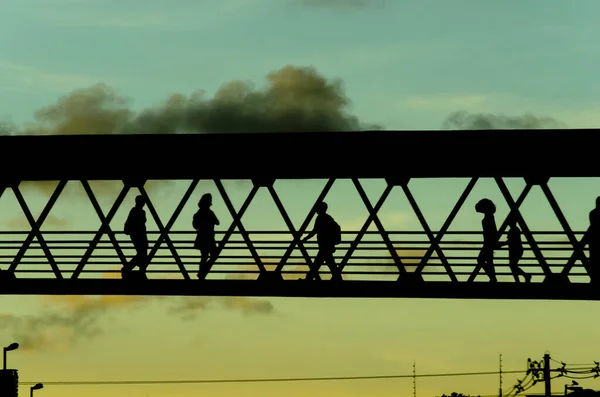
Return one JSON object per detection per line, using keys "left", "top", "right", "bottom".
{"left": 18, "top": 369, "right": 526, "bottom": 387}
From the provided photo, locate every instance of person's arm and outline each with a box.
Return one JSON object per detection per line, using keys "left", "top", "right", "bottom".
{"left": 212, "top": 211, "right": 220, "bottom": 226}
{"left": 302, "top": 218, "right": 318, "bottom": 242}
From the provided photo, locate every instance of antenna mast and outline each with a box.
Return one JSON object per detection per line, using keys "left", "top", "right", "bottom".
{"left": 413, "top": 360, "right": 417, "bottom": 397}
{"left": 499, "top": 354, "right": 503, "bottom": 397}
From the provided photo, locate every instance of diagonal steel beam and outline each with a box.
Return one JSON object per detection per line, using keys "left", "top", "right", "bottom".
{"left": 466, "top": 182, "right": 532, "bottom": 282}
{"left": 147, "top": 180, "right": 199, "bottom": 263}
{"left": 72, "top": 183, "right": 130, "bottom": 279}
{"left": 338, "top": 184, "right": 393, "bottom": 272}
{"left": 9, "top": 181, "right": 67, "bottom": 279}
{"left": 495, "top": 178, "right": 551, "bottom": 277}
{"left": 80, "top": 180, "right": 128, "bottom": 267}
{"left": 538, "top": 183, "right": 589, "bottom": 278}
{"left": 213, "top": 183, "right": 258, "bottom": 255}
{"left": 267, "top": 185, "right": 314, "bottom": 274}
{"left": 414, "top": 177, "right": 478, "bottom": 275}
{"left": 562, "top": 229, "right": 589, "bottom": 277}
{"left": 274, "top": 178, "right": 335, "bottom": 279}
{"left": 353, "top": 179, "right": 407, "bottom": 276}
{"left": 401, "top": 184, "right": 458, "bottom": 282}
{"left": 138, "top": 186, "right": 190, "bottom": 280}
{"left": 214, "top": 180, "right": 265, "bottom": 275}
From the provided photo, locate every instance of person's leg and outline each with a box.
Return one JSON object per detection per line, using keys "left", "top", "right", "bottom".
{"left": 305, "top": 250, "right": 324, "bottom": 281}
{"left": 137, "top": 238, "right": 149, "bottom": 272}
{"left": 482, "top": 248, "right": 497, "bottom": 282}
{"left": 324, "top": 247, "right": 341, "bottom": 280}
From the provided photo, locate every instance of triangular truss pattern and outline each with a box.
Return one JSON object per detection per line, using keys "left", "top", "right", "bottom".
{"left": 71, "top": 181, "right": 131, "bottom": 279}
{"left": 274, "top": 179, "right": 334, "bottom": 280}
{"left": 412, "top": 177, "right": 478, "bottom": 278}
{"left": 212, "top": 180, "right": 265, "bottom": 279}
{"left": 9, "top": 180, "right": 66, "bottom": 279}
{"left": 0, "top": 177, "right": 595, "bottom": 284}
{"left": 539, "top": 182, "right": 590, "bottom": 280}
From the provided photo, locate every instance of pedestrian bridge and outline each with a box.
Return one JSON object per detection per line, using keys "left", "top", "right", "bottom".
{"left": 0, "top": 129, "right": 598, "bottom": 299}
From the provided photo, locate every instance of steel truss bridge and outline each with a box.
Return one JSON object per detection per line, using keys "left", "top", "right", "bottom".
{"left": 0, "top": 129, "right": 599, "bottom": 300}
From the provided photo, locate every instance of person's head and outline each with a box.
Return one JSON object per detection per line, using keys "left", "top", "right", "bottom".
{"left": 199, "top": 193, "right": 213, "bottom": 208}
{"left": 596, "top": 196, "right": 600, "bottom": 208}
{"left": 135, "top": 195, "right": 145, "bottom": 208}
{"left": 316, "top": 202, "right": 328, "bottom": 215}
{"left": 508, "top": 217, "right": 518, "bottom": 228}
{"left": 475, "top": 198, "right": 496, "bottom": 215}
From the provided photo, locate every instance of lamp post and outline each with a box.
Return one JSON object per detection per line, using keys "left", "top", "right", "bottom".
{"left": 30, "top": 383, "right": 43, "bottom": 397}
{"left": 2, "top": 343, "right": 18, "bottom": 370}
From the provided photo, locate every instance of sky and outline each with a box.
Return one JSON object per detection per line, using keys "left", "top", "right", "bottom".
{"left": 1, "top": 0, "right": 600, "bottom": 396}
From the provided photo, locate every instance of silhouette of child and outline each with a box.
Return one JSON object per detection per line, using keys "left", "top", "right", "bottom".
{"left": 475, "top": 198, "right": 498, "bottom": 282}
{"left": 500, "top": 217, "right": 530, "bottom": 283}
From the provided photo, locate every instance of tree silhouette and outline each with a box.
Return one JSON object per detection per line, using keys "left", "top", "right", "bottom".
{"left": 441, "top": 392, "right": 481, "bottom": 397}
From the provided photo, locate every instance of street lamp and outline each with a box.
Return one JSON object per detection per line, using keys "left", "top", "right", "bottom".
{"left": 30, "top": 383, "right": 43, "bottom": 397}
{"left": 3, "top": 343, "right": 19, "bottom": 370}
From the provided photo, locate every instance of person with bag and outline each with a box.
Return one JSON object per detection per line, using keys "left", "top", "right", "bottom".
{"left": 301, "top": 202, "right": 342, "bottom": 281}
{"left": 193, "top": 193, "right": 220, "bottom": 279}
{"left": 123, "top": 195, "right": 148, "bottom": 276}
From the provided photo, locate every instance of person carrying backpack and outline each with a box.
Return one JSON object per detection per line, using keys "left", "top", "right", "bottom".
{"left": 123, "top": 195, "right": 148, "bottom": 276}
{"left": 301, "top": 202, "right": 342, "bottom": 281}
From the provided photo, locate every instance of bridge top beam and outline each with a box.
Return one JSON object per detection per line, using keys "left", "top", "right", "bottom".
{"left": 1, "top": 129, "right": 598, "bottom": 180}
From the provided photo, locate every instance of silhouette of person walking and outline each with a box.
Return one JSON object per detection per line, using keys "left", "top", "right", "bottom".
{"left": 500, "top": 217, "right": 530, "bottom": 283}
{"left": 124, "top": 195, "right": 148, "bottom": 274}
{"left": 301, "top": 202, "right": 342, "bottom": 281}
{"left": 588, "top": 197, "right": 600, "bottom": 281}
{"left": 475, "top": 198, "right": 498, "bottom": 282}
{"left": 193, "top": 193, "right": 220, "bottom": 280}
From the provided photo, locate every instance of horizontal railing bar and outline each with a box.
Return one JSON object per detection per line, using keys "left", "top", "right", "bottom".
{"left": 0, "top": 240, "right": 576, "bottom": 245}
{"left": 0, "top": 230, "right": 587, "bottom": 235}
{"left": 1, "top": 255, "right": 585, "bottom": 261}
{"left": 0, "top": 246, "right": 582, "bottom": 251}
{"left": 8, "top": 270, "right": 587, "bottom": 277}
{"left": 6, "top": 262, "right": 586, "bottom": 269}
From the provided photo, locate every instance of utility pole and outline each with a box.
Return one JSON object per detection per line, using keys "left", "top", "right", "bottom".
{"left": 413, "top": 360, "right": 417, "bottom": 397}
{"left": 544, "top": 353, "right": 551, "bottom": 397}
{"left": 499, "top": 354, "right": 503, "bottom": 397}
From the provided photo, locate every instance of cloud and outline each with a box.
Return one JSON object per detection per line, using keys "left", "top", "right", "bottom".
{"left": 11, "top": 65, "right": 372, "bottom": 136}
{"left": 0, "top": 293, "right": 275, "bottom": 352}
{"left": 2, "top": 214, "right": 70, "bottom": 230}
{"left": 0, "top": 295, "right": 145, "bottom": 352}
{"left": 0, "top": 120, "right": 17, "bottom": 136}
{"left": 442, "top": 111, "right": 567, "bottom": 130}
{"left": 168, "top": 297, "right": 275, "bottom": 321}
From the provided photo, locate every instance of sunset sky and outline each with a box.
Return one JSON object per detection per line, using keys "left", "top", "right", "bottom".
{"left": 2, "top": 0, "right": 600, "bottom": 396}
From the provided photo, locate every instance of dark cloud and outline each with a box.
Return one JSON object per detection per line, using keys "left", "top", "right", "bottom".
{"left": 0, "top": 121, "right": 16, "bottom": 136}
{"left": 442, "top": 111, "right": 567, "bottom": 130}
{"left": 11, "top": 65, "right": 375, "bottom": 136}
